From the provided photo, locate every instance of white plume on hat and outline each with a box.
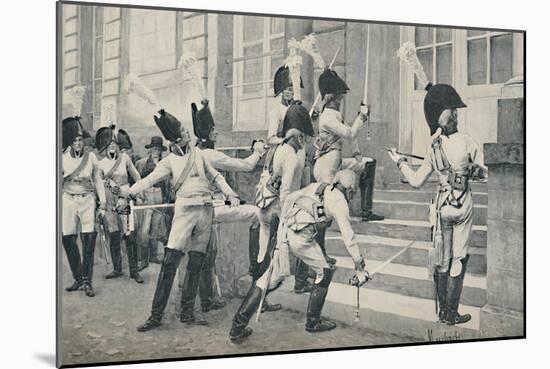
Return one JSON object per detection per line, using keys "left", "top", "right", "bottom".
{"left": 123, "top": 73, "right": 162, "bottom": 111}
{"left": 178, "top": 52, "right": 206, "bottom": 100}
{"left": 65, "top": 85, "right": 87, "bottom": 116}
{"left": 284, "top": 38, "right": 303, "bottom": 100}
{"left": 299, "top": 33, "right": 326, "bottom": 70}
{"left": 397, "top": 41, "right": 429, "bottom": 89}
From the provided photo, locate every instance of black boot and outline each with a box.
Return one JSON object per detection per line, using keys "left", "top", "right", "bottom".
{"left": 137, "top": 248, "right": 183, "bottom": 332}
{"left": 180, "top": 251, "right": 208, "bottom": 325}
{"left": 229, "top": 285, "right": 263, "bottom": 343}
{"left": 360, "top": 160, "right": 385, "bottom": 222}
{"left": 149, "top": 239, "right": 162, "bottom": 264}
{"left": 62, "top": 235, "right": 83, "bottom": 291}
{"left": 81, "top": 232, "right": 97, "bottom": 297}
{"left": 248, "top": 225, "right": 260, "bottom": 276}
{"left": 446, "top": 255, "right": 471, "bottom": 326}
{"left": 314, "top": 227, "right": 336, "bottom": 265}
{"left": 105, "top": 231, "right": 123, "bottom": 279}
{"left": 199, "top": 240, "right": 226, "bottom": 312}
{"left": 125, "top": 233, "right": 144, "bottom": 283}
{"left": 294, "top": 259, "right": 313, "bottom": 294}
{"left": 139, "top": 237, "right": 150, "bottom": 271}
{"left": 434, "top": 271, "right": 449, "bottom": 323}
{"left": 305, "top": 268, "right": 336, "bottom": 333}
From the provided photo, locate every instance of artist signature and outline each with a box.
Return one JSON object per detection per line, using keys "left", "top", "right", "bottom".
{"left": 427, "top": 329, "right": 462, "bottom": 342}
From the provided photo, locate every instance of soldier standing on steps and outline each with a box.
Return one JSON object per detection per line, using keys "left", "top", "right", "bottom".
{"left": 96, "top": 126, "right": 144, "bottom": 284}
{"left": 61, "top": 116, "right": 106, "bottom": 297}
{"left": 190, "top": 99, "right": 267, "bottom": 313}
{"left": 313, "top": 67, "right": 385, "bottom": 223}
{"left": 387, "top": 83, "right": 487, "bottom": 326}
{"left": 229, "top": 169, "right": 370, "bottom": 342}
{"left": 116, "top": 109, "right": 241, "bottom": 332}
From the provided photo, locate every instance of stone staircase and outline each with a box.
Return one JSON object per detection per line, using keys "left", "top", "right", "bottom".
{"left": 271, "top": 181, "right": 488, "bottom": 341}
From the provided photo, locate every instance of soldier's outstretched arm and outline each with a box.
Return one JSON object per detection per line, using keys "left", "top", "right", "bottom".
{"left": 128, "top": 158, "right": 172, "bottom": 196}
{"left": 324, "top": 113, "right": 365, "bottom": 141}
{"left": 202, "top": 153, "right": 239, "bottom": 201}
{"left": 325, "top": 189, "right": 364, "bottom": 267}
{"left": 388, "top": 147, "right": 434, "bottom": 188}
{"left": 207, "top": 149, "right": 262, "bottom": 173}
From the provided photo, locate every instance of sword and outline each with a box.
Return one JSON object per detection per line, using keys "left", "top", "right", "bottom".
{"left": 129, "top": 199, "right": 245, "bottom": 211}
{"left": 309, "top": 46, "right": 341, "bottom": 116}
{"left": 97, "top": 213, "right": 111, "bottom": 265}
{"left": 384, "top": 147, "right": 425, "bottom": 161}
{"left": 349, "top": 241, "right": 416, "bottom": 321}
{"left": 255, "top": 215, "right": 280, "bottom": 323}
{"left": 362, "top": 24, "right": 372, "bottom": 141}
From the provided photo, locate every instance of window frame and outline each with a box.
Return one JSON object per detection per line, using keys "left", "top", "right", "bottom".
{"left": 413, "top": 26, "right": 455, "bottom": 91}
{"left": 232, "top": 15, "right": 285, "bottom": 131}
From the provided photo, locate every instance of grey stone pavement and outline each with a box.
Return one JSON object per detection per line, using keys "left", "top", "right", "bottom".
{"left": 60, "top": 259, "right": 415, "bottom": 366}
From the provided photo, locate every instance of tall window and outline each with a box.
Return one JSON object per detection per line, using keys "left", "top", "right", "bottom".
{"left": 63, "top": 4, "right": 80, "bottom": 89}
{"left": 92, "top": 7, "right": 104, "bottom": 125}
{"left": 233, "top": 16, "right": 285, "bottom": 131}
{"left": 129, "top": 9, "right": 177, "bottom": 74}
{"left": 467, "top": 30, "right": 513, "bottom": 85}
{"left": 414, "top": 27, "right": 453, "bottom": 90}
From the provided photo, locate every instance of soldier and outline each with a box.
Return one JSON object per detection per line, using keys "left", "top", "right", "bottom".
{"left": 230, "top": 103, "right": 315, "bottom": 342}
{"left": 116, "top": 109, "right": 241, "bottom": 332}
{"left": 96, "top": 126, "right": 144, "bottom": 284}
{"left": 191, "top": 100, "right": 267, "bottom": 313}
{"left": 266, "top": 65, "right": 303, "bottom": 146}
{"left": 387, "top": 83, "right": 487, "bottom": 326}
{"left": 266, "top": 65, "right": 314, "bottom": 294}
{"left": 61, "top": 117, "right": 106, "bottom": 297}
{"left": 229, "top": 169, "right": 370, "bottom": 342}
{"left": 313, "top": 68, "right": 384, "bottom": 223}
{"left": 135, "top": 136, "right": 170, "bottom": 269}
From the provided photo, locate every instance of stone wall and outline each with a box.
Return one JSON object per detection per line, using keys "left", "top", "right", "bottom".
{"left": 480, "top": 142, "right": 525, "bottom": 338}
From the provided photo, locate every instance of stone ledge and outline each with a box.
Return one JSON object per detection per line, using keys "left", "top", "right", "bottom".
{"left": 484, "top": 143, "right": 524, "bottom": 166}
{"left": 480, "top": 304, "right": 525, "bottom": 338}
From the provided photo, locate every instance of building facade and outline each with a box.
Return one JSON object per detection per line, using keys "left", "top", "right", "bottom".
{"left": 61, "top": 3, "right": 524, "bottom": 180}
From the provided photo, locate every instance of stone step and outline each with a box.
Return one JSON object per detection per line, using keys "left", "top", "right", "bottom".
{"left": 372, "top": 189, "right": 488, "bottom": 205}
{"left": 329, "top": 218, "right": 487, "bottom": 248}
{"left": 327, "top": 256, "right": 487, "bottom": 308}
{"left": 371, "top": 199, "right": 487, "bottom": 225}
{"left": 382, "top": 181, "right": 488, "bottom": 193}
{"left": 324, "top": 232, "right": 487, "bottom": 275}
{"left": 270, "top": 276, "right": 481, "bottom": 340}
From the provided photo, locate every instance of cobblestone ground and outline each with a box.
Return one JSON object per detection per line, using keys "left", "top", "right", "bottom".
{"left": 60, "top": 260, "right": 415, "bottom": 366}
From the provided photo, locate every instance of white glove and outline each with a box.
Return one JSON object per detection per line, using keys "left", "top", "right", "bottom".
{"left": 252, "top": 140, "right": 267, "bottom": 156}
{"left": 359, "top": 104, "right": 370, "bottom": 121}
{"left": 387, "top": 148, "right": 402, "bottom": 163}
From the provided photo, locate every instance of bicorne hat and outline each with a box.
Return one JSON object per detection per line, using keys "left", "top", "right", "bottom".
{"left": 274, "top": 66, "right": 303, "bottom": 96}
{"left": 153, "top": 109, "right": 183, "bottom": 143}
{"left": 281, "top": 102, "right": 314, "bottom": 138}
{"left": 62, "top": 116, "right": 90, "bottom": 151}
{"left": 423, "top": 84, "right": 467, "bottom": 135}
{"left": 318, "top": 68, "right": 349, "bottom": 99}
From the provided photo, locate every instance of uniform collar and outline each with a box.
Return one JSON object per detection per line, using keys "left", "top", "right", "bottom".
{"left": 284, "top": 136, "right": 303, "bottom": 153}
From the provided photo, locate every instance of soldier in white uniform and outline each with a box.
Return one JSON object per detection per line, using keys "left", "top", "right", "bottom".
{"left": 190, "top": 100, "right": 267, "bottom": 313}
{"left": 229, "top": 169, "right": 371, "bottom": 341}
{"left": 61, "top": 117, "right": 106, "bottom": 297}
{"left": 229, "top": 103, "right": 315, "bottom": 342}
{"left": 96, "top": 126, "right": 144, "bottom": 284}
{"left": 387, "top": 83, "right": 487, "bottom": 326}
{"left": 266, "top": 65, "right": 303, "bottom": 146}
{"left": 116, "top": 109, "right": 240, "bottom": 332}
{"left": 313, "top": 68, "right": 384, "bottom": 222}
